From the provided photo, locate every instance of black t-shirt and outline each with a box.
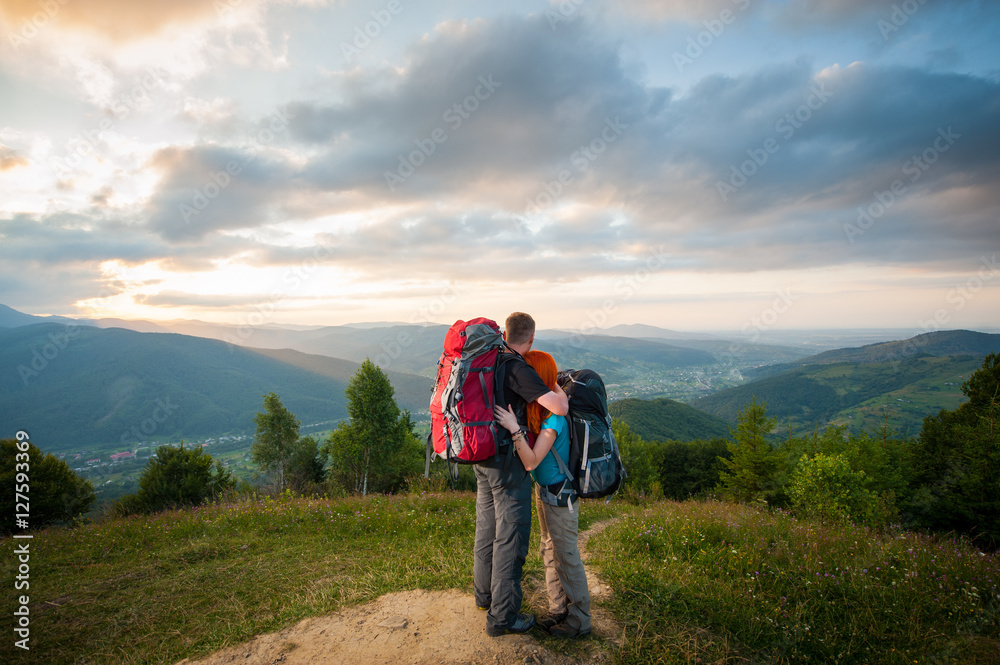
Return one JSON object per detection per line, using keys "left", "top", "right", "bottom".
{"left": 499, "top": 352, "right": 552, "bottom": 428}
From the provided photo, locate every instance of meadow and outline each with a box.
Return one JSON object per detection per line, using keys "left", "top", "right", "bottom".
{"left": 595, "top": 501, "right": 1000, "bottom": 663}
{"left": 2, "top": 493, "right": 997, "bottom": 664}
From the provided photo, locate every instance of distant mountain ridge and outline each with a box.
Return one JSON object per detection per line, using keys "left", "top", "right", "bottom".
{"left": 745, "top": 329, "right": 1000, "bottom": 380}
{"left": 4, "top": 305, "right": 998, "bottom": 450}
{"left": 695, "top": 330, "right": 1000, "bottom": 435}
{"left": 0, "top": 323, "right": 429, "bottom": 451}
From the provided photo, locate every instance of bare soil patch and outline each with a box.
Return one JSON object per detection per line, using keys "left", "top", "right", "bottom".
{"left": 176, "top": 520, "right": 622, "bottom": 665}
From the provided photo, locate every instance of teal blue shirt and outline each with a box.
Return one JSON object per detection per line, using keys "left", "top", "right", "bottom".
{"left": 530, "top": 414, "right": 570, "bottom": 487}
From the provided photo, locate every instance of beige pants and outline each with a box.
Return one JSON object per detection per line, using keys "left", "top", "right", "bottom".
{"left": 536, "top": 487, "right": 591, "bottom": 632}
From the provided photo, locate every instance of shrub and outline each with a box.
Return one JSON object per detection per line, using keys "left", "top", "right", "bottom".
{"left": 0, "top": 438, "right": 95, "bottom": 533}
{"left": 789, "top": 452, "right": 878, "bottom": 526}
{"left": 114, "top": 443, "right": 235, "bottom": 515}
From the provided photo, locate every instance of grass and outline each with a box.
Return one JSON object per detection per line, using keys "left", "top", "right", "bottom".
{"left": 5, "top": 492, "right": 479, "bottom": 664}
{"left": 2, "top": 491, "right": 618, "bottom": 665}
{"left": 590, "top": 500, "right": 1000, "bottom": 664}
{"left": 4, "top": 494, "right": 997, "bottom": 664}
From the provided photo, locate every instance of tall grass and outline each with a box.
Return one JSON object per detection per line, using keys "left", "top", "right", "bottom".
{"left": 6, "top": 494, "right": 997, "bottom": 664}
{"left": 2, "top": 491, "right": 618, "bottom": 665}
{"left": 5, "top": 492, "right": 480, "bottom": 664}
{"left": 591, "top": 501, "right": 1000, "bottom": 664}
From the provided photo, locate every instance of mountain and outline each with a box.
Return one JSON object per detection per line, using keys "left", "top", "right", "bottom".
{"left": 0, "top": 323, "right": 430, "bottom": 451}
{"left": 593, "top": 323, "right": 721, "bottom": 341}
{"left": 610, "top": 397, "right": 732, "bottom": 442}
{"left": 744, "top": 330, "right": 1000, "bottom": 380}
{"left": 693, "top": 330, "right": 1000, "bottom": 436}
{"left": 0, "top": 304, "right": 78, "bottom": 328}
{"left": 537, "top": 334, "right": 716, "bottom": 383}
{"left": 248, "top": 347, "right": 431, "bottom": 413}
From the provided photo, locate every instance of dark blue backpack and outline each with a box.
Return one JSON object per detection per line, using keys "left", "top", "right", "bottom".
{"left": 554, "top": 368, "right": 626, "bottom": 500}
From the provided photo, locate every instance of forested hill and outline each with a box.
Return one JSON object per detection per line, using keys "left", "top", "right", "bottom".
{"left": 0, "top": 324, "right": 426, "bottom": 451}
{"left": 610, "top": 397, "right": 732, "bottom": 442}
{"left": 248, "top": 346, "right": 430, "bottom": 412}
{"left": 745, "top": 329, "right": 1000, "bottom": 380}
{"left": 694, "top": 330, "right": 1000, "bottom": 435}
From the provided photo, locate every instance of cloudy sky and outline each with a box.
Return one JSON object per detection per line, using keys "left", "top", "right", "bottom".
{"left": 1, "top": 0, "right": 998, "bottom": 335}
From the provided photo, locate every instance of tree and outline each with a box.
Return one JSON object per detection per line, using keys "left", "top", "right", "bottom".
{"left": 113, "top": 443, "right": 234, "bottom": 515}
{"left": 613, "top": 418, "right": 658, "bottom": 496}
{"left": 658, "top": 438, "right": 731, "bottom": 500}
{"left": 324, "top": 359, "right": 416, "bottom": 495}
{"left": 717, "top": 397, "right": 783, "bottom": 504}
{"left": 780, "top": 424, "right": 910, "bottom": 521}
{"left": 957, "top": 352, "right": 1000, "bottom": 416}
{"left": 909, "top": 353, "right": 1000, "bottom": 548}
{"left": 286, "top": 435, "right": 327, "bottom": 493}
{"left": 1, "top": 439, "right": 95, "bottom": 533}
{"left": 251, "top": 392, "right": 301, "bottom": 490}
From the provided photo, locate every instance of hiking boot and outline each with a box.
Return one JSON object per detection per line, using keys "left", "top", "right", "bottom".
{"left": 538, "top": 612, "right": 568, "bottom": 631}
{"left": 486, "top": 613, "right": 536, "bottom": 637}
{"left": 548, "top": 622, "right": 591, "bottom": 639}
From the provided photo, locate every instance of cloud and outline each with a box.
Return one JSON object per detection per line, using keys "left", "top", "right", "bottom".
{"left": 0, "top": 0, "right": 243, "bottom": 43}
{"left": 180, "top": 96, "right": 239, "bottom": 127}
{"left": 133, "top": 290, "right": 269, "bottom": 308}
{"left": 607, "top": 0, "right": 758, "bottom": 23}
{"left": 290, "top": 14, "right": 659, "bottom": 205}
{"left": 0, "top": 143, "right": 28, "bottom": 171}
{"left": 2, "top": 3, "right": 998, "bottom": 328}
{"left": 144, "top": 139, "right": 300, "bottom": 242}
{"left": 134, "top": 13, "right": 1000, "bottom": 283}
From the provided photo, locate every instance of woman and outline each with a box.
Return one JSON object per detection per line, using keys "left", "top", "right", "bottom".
{"left": 494, "top": 349, "right": 591, "bottom": 639}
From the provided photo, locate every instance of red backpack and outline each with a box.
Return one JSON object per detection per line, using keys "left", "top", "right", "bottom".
{"left": 426, "top": 318, "right": 516, "bottom": 475}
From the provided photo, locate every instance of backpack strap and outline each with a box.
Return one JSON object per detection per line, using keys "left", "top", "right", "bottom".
{"left": 549, "top": 447, "right": 580, "bottom": 499}
{"left": 493, "top": 351, "right": 521, "bottom": 456}
{"left": 424, "top": 432, "right": 433, "bottom": 479}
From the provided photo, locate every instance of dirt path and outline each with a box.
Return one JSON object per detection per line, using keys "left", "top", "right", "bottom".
{"left": 176, "top": 519, "right": 622, "bottom": 665}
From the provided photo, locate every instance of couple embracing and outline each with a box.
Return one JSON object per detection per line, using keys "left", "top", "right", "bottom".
{"left": 474, "top": 312, "right": 591, "bottom": 639}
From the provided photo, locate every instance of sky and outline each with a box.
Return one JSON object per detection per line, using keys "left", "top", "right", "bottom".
{"left": 0, "top": 0, "right": 998, "bottom": 336}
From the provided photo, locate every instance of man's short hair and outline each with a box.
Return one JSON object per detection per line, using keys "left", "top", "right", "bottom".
{"left": 505, "top": 312, "right": 535, "bottom": 345}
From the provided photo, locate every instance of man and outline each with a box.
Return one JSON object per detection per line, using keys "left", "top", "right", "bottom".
{"left": 474, "top": 312, "right": 569, "bottom": 636}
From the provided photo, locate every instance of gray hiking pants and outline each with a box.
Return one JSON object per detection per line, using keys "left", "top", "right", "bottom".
{"left": 537, "top": 487, "right": 591, "bottom": 632}
{"left": 473, "top": 451, "right": 533, "bottom": 630}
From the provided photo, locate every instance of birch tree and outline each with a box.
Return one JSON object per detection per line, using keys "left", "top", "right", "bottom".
{"left": 251, "top": 392, "right": 300, "bottom": 491}
{"left": 325, "top": 359, "right": 411, "bottom": 495}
